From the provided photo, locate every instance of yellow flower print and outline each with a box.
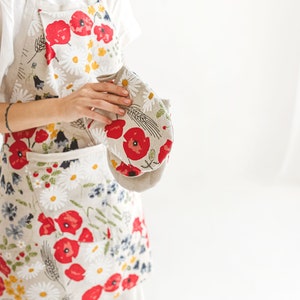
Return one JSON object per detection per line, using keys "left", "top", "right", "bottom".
{"left": 46, "top": 123, "right": 58, "bottom": 140}
{"left": 98, "top": 5, "right": 105, "bottom": 12}
{"left": 87, "top": 53, "right": 93, "bottom": 63}
{"left": 88, "top": 5, "right": 96, "bottom": 15}
{"left": 87, "top": 39, "right": 93, "bottom": 49}
{"left": 85, "top": 64, "right": 91, "bottom": 74}
{"left": 98, "top": 47, "right": 107, "bottom": 56}
{"left": 16, "top": 284, "right": 25, "bottom": 295}
{"left": 91, "top": 61, "right": 99, "bottom": 70}
{"left": 4, "top": 275, "right": 25, "bottom": 300}
{"left": 111, "top": 159, "right": 118, "bottom": 169}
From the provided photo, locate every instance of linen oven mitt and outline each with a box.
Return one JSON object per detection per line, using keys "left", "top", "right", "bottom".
{"left": 86, "top": 65, "right": 174, "bottom": 191}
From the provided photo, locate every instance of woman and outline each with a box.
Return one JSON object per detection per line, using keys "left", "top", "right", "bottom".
{"left": 0, "top": 0, "right": 152, "bottom": 299}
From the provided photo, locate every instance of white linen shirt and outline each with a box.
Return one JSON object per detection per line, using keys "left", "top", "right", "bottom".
{"left": 0, "top": 0, "right": 141, "bottom": 101}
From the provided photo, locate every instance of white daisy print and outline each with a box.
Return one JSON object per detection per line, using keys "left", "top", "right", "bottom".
{"left": 17, "top": 240, "right": 26, "bottom": 249}
{"left": 17, "top": 261, "right": 44, "bottom": 280}
{"left": 80, "top": 155, "right": 104, "bottom": 182}
{"left": 142, "top": 89, "right": 158, "bottom": 112}
{"left": 118, "top": 69, "right": 141, "bottom": 97}
{"left": 57, "top": 162, "right": 82, "bottom": 190}
{"left": 28, "top": 11, "right": 42, "bottom": 36}
{"left": 85, "top": 256, "right": 113, "bottom": 284}
{"left": 84, "top": 242, "right": 106, "bottom": 263}
{"left": 3, "top": 251, "right": 12, "bottom": 260}
{"left": 10, "top": 82, "right": 34, "bottom": 103}
{"left": 59, "top": 46, "right": 87, "bottom": 75}
{"left": 46, "top": 67, "right": 67, "bottom": 91}
{"left": 39, "top": 185, "right": 68, "bottom": 211}
{"left": 89, "top": 127, "right": 107, "bottom": 145}
{"left": 26, "top": 282, "right": 60, "bottom": 300}
{"left": 32, "top": 178, "right": 43, "bottom": 189}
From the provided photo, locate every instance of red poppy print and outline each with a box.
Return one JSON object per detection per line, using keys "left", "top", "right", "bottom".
{"left": 123, "top": 127, "right": 150, "bottom": 160}
{"left": 9, "top": 140, "right": 30, "bottom": 170}
{"left": 104, "top": 273, "right": 122, "bottom": 292}
{"left": 38, "top": 213, "right": 56, "bottom": 236}
{"left": 78, "top": 227, "right": 94, "bottom": 243}
{"left": 158, "top": 139, "right": 173, "bottom": 163}
{"left": 65, "top": 263, "right": 85, "bottom": 281}
{"left": 55, "top": 210, "right": 83, "bottom": 235}
{"left": 12, "top": 128, "right": 36, "bottom": 140}
{"left": 105, "top": 119, "right": 126, "bottom": 139}
{"left": 0, "top": 256, "right": 11, "bottom": 277}
{"left": 122, "top": 274, "right": 139, "bottom": 290}
{"left": 82, "top": 285, "right": 103, "bottom": 300}
{"left": 94, "top": 24, "right": 114, "bottom": 43}
{"left": 46, "top": 20, "right": 71, "bottom": 46}
{"left": 132, "top": 217, "right": 143, "bottom": 234}
{"left": 45, "top": 42, "right": 56, "bottom": 65}
{"left": 0, "top": 277, "right": 4, "bottom": 297}
{"left": 53, "top": 238, "right": 79, "bottom": 264}
{"left": 35, "top": 129, "right": 49, "bottom": 143}
{"left": 116, "top": 162, "right": 141, "bottom": 177}
{"left": 70, "top": 11, "right": 94, "bottom": 36}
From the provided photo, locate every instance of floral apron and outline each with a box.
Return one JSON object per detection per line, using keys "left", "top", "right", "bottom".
{"left": 0, "top": 1, "right": 151, "bottom": 299}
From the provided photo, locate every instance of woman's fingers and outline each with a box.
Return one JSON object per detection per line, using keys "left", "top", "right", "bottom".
{"left": 60, "top": 81, "right": 132, "bottom": 123}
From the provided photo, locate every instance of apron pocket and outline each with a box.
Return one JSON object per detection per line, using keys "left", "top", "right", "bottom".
{"left": 25, "top": 144, "right": 119, "bottom": 243}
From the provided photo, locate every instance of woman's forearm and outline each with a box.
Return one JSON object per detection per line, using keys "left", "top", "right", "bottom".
{"left": 0, "top": 82, "right": 131, "bottom": 134}
{"left": 0, "top": 98, "right": 63, "bottom": 133}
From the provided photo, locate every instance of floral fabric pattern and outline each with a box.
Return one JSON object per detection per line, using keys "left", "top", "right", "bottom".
{"left": 0, "top": 0, "right": 151, "bottom": 299}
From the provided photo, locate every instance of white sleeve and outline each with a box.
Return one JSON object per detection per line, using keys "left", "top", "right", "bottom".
{"left": 104, "top": 0, "right": 141, "bottom": 49}
{"left": 0, "top": 0, "right": 26, "bottom": 101}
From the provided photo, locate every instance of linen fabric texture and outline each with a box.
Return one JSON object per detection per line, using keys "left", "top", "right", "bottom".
{"left": 0, "top": 0, "right": 154, "bottom": 299}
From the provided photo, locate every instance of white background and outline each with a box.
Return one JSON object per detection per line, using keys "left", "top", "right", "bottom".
{"left": 125, "top": 1, "right": 300, "bottom": 299}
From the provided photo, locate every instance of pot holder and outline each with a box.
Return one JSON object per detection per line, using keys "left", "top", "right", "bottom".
{"left": 86, "top": 65, "right": 174, "bottom": 190}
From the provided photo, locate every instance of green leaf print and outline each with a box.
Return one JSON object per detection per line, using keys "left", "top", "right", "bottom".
{"left": 112, "top": 213, "right": 122, "bottom": 221}
{"left": 148, "top": 149, "right": 156, "bottom": 161}
{"left": 41, "top": 174, "right": 50, "bottom": 181}
{"left": 25, "top": 256, "right": 30, "bottom": 263}
{"left": 107, "top": 220, "right": 117, "bottom": 227}
{"left": 25, "top": 245, "right": 32, "bottom": 252}
{"left": 96, "top": 208, "right": 106, "bottom": 218}
{"left": 156, "top": 108, "right": 165, "bottom": 118}
{"left": 83, "top": 183, "right": 95, "bottom": 188}
{"left": 89, "top": 223, "right": 100, "bottom": 230}
{"left": 95, "top": 215, "right": 107, "bottom": 224}
{"left": 26, "top": 176, "right": 34, "bottom": 192}
{"left": 70, "top": 200, "right": 83, "bottom": 208}
{"left": 49, "top": 177, "right": 56, "bottom": 185}
{"left": 29, "top": 252, "right": 38, "bottom": 257}
{"left": 16, "top": 199, "right": 28, "bottom": 207}
{"left": 112, "top": 205, "right": 121, "bottom": 215}
{"left": 104, "top": 241, "right": 110, "bottom": 255}
{"left": 6, "top": 260, "right": 12, "bottom": 265}
{"left": 7, "top": 244, "right": 17, "bottom": 250}
{"left": 52, "top": 170, "right": 62, "bottom": 176}
{"left": 2, "top": 236, "right": 8, "bottom": 246}
{"left": 0, "top": 245, "right": 6, "bottom": 250}
{"left": 37, "top": 162, "right": 47, "bottom": 167}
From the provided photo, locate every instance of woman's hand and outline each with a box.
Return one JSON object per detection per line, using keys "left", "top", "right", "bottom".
{"left": 59, "top": 81, "right": 132, "bottom": 124}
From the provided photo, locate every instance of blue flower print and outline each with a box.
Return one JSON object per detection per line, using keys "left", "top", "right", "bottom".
{"left": 89, "top": 183, "right": 105, "bottom": 199}
{"left": 107, "top": 181, "right": 118, "bottom": 195}
{"left": 118, "top": 190, "right": 125, "bottom": 202}
{"left": 6, "top": 224, "right": 24, "bottom": 240}
{"left": 2, "top": 202, "right": 17, "bottom": 221}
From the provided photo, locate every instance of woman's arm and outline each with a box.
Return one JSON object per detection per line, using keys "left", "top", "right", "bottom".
{"left": 0, "top": 81, "right": 132, "bottom": 133}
